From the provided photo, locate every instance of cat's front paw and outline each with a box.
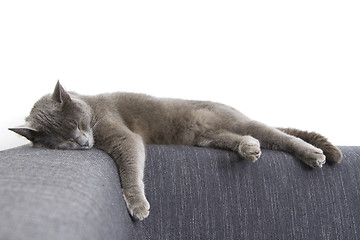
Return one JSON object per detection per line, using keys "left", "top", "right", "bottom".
{"left": 238, "top": 136, "right": 261, "bottom": 162}
{"left": 128, "top": 198, "right": 150, "bottom": 221}
{"left": 123, "top": 188, "right": 150, "bottom": 221}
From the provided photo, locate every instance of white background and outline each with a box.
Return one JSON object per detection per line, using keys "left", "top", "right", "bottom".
{"left": 0, "top": 0, "right": 359, "bottom": 151}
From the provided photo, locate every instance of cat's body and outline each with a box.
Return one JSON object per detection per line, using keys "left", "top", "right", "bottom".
{"left": 10, "top": 82, "right": 342, "bottom": 220}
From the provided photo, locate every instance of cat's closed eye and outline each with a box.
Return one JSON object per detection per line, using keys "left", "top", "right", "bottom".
{"left": 76, "top": 119, "right": 91, "bottom": 132}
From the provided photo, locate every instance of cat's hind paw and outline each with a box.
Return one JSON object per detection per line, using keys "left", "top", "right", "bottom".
{"left": 307, "top": 151, "right": 326, "bottom": 168}
{"left": 238, "top": 136, "right": 261, "bottom": 162}
{"left": 297, "top": 147, "right": 326, "bottom": 168}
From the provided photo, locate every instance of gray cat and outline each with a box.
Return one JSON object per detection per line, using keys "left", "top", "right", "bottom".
{"left": 10, "top": 81, "right": 342, "bottom": 220}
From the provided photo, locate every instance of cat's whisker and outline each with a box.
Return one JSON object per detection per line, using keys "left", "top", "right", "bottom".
{"left": 91, "top": 115, "right": 104, "bottom": 131}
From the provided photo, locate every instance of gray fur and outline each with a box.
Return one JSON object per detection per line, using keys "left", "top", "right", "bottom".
{"left": 9, "top": 82, "right": 342, "bottom": 220}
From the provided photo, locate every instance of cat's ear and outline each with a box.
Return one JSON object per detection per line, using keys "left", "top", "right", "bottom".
{"left": 9, "top": 126, "right": 38, "bottom": 141}
{"left": 52, "top": 81, "right": 71, "bottom": 104}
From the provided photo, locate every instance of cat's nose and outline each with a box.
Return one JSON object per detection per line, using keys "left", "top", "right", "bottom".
{"left": 82, "top": 140, "right": 89, "bottom": 147}
{"left": 77, "top": 133, "right": 92, "bottom": 148}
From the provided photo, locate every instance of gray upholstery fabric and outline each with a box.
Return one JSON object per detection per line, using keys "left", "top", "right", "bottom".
{"left": 140, "top": 146, "right": 360, "bottom": 240}
{"left": 0, "top": 145, "right": 359, "bottom": 239}
{"left": 0, "top": 145, "right": 135, "bottom": 240}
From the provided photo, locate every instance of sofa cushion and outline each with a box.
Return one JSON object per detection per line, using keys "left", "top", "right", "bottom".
{"left": 137, "top": 145, "right": 360, "bottom": 240}
{"left": 0, "top": 145, "right": 359, "bottom": 240}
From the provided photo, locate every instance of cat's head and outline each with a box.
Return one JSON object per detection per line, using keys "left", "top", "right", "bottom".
{"left": 9, "top": 81, "right": 94, "bottom": 150}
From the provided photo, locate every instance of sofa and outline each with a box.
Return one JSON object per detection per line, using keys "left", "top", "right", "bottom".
{"left": 0, "top": 144, "right": 359, "bottom": 240}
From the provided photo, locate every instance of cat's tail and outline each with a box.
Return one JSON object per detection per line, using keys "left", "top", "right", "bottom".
{"left": 278, "top": 128, "right": 342, "bottom": 164}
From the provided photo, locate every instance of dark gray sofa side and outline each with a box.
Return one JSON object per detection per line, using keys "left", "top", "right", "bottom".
{"left": 139, "top": 145, "right": 360, "bottom": 240}
{"left": 0, "top": 145, "right": 359, "bottom": 240}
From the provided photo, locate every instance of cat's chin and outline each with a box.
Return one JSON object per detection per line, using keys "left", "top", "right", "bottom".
{"left": 76, "top": 144, "right": 92, "bottom": 150}
{"left": 74, "top": 140, "right": 94, "bottom": 150}
{"left": 79, "top": 141, "right": 94, "bottom": 150}
{"left": 79, "top": 147, "right": 92, "bottom": 150}
{"left": 56, "top": 145, "right": 93, "bottom": 150}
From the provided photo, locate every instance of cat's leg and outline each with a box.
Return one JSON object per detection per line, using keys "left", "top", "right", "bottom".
{"left": 239, "top": 121, "right": 326, "bottom": 168}
{"left": 94, "top": 124, "right": 150, "bottom": 220}
{"left": 278, "top": 128, "right": 342, "bottom": 163}
{"left": 117, "top": 134, "right": 150, "bottom": 221}
{"left": 195, "top": 130, "right": 262, "bottom": 162}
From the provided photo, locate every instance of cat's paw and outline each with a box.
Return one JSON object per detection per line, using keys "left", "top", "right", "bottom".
{"left": 123, "top": 189, "right": 150, "bottom": 221}
{"left": 238, "top": 136, "right": 261, "bottom": 162}
{"left": 297, "top": 147, "right": 326, "bottom": 168}
{"left": 128, "top": 198, "right": 150, "bottom": 221}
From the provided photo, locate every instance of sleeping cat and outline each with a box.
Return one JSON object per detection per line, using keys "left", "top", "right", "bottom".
{"left": 9, "top": 81, "right": 342, "bottom": 221}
